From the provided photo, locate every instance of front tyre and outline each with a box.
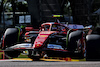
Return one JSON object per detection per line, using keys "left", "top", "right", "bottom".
{"left": 4, "top": 50, "right": 20, "bottom": 58}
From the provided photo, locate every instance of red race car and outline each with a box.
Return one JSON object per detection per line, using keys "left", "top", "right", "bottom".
{"left": 1, "top": 22, "right": 86, "bottom": 60}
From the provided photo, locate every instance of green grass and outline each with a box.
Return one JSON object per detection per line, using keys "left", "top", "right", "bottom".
{"left": 18, "top": 54, "right": 28, "bottom": 58}
{"left": 0, "top": 51, "right": 3, "bottom": 59}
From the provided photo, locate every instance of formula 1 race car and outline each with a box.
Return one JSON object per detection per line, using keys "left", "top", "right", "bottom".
{"left": 1, "top": 22, "right": 87, "bottom": 60}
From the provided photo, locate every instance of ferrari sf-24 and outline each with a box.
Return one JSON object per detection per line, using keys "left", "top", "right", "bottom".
{"left": 1, "top": 22, "right": 87, "bottom": 60}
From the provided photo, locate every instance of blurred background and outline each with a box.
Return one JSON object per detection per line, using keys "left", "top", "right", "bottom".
{"left": 0, "top": 0, "right": 100, "bottom": 38}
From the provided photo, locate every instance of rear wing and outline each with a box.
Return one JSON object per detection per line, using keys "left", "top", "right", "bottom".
{"left": 64, "top": 24, "right": 92, "bottom": 31}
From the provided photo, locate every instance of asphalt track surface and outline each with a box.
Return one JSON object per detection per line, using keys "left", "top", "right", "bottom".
{"left": 0, "top": 59, "right": 100, "bottom": 67}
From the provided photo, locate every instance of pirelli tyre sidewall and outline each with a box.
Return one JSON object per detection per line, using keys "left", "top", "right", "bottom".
{"left": 86, "top": 34, "right": 100, "bottom": 61}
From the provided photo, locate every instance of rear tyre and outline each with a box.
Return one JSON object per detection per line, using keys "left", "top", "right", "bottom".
{"left": 68, "top": 30, "right": 83, "bottom": 51}
{"left": 68, "top": 30, "right": 84, "bottom": 58}
{"left": 86, "top": 34, "right": 100, "bottom": 61}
